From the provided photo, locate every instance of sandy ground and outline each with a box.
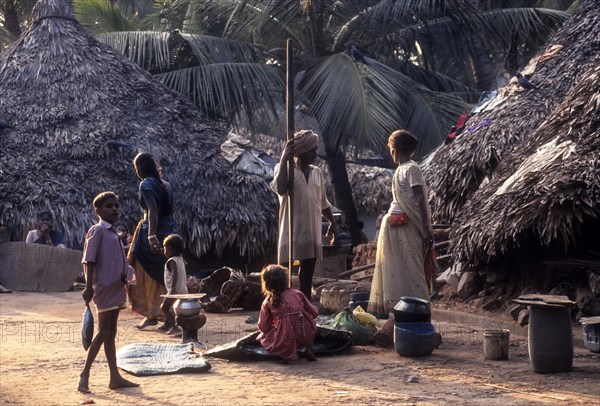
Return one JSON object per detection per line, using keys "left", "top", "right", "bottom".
{"left": 1, "top": 291, "right": 599, "bottom": 406}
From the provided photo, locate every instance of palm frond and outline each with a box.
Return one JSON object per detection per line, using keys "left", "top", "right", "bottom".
{"left": 332, "top": 0, "right": 476, "bottom": 51}
{"left": 155, "top": 60, "right": 283, "bottom": 128}
{"left": 536, "top": 0, "right": 575, "bottom": 10}
{"left": 298, "top": 53, "right": 468, "bottom": 158}
{"left": 372, "top": 7, "right": 567, "bottom": 54}
{"left": 219, "top": 0, "right": 309, "bottom": 49}
{"left": 97, "top": 31, "right": 171, "bottom": 71}
{"left": 141, "top": 0, "right": 190, "bottom": 31}
{"left": 362, "top": 7, "right": 568, "bottom": 81}
{"left": 179, "top": 33, "right": 270, "bottom": 65}
{"left": 389, "top": 57, "right": 480, "bottom": 102}
{"left": 0, "top": 25, "right": 14, "bottom": 51}
{"left": 73, "top": 0, "right": 137, "bottom": 33}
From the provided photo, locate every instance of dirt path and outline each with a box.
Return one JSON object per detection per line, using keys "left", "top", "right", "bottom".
{"left": 1, "top": 292, "right": 599, "bottom": 405}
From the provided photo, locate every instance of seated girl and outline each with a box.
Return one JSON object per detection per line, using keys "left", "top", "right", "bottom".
{"left": 258, "top": 265, "right": 318, "bottom": 363}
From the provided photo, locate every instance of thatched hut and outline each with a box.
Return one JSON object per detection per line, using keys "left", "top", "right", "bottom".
{"left": 453, "top": 62, "right": 600, "bottom": 267}
{"left": 425, "top": 0, "right": 600, "bottom": 271}
{"left": 343, "top": 163, "right": 392, "bottom": 216}
{"left": 424, "top": 0, "right": 599, "bottom": 226}
{"left": 0, "top": 0, "right": 278, "bottom": 262}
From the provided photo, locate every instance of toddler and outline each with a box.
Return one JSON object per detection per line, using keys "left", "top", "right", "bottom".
{"left": 161, "top": 234, "right": 188, "bottom": 335}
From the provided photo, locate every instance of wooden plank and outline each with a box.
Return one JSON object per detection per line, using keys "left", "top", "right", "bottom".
{"left": 518, "top": 293, "right": 575, "bottom": 305}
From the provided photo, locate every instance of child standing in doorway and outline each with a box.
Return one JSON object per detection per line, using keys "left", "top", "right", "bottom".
{"left": 161, "top": 234, "right": 188, "bottom": 335}
{"left": 78, "top": 192, "right": 139, "bottom": 393}
{"left": 258, "top": 265, "right": 318, "bottom": 363}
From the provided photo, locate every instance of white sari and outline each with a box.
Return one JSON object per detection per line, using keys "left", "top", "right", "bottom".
{"left": 368, "top": 160, "right": 432, "bottom": 318}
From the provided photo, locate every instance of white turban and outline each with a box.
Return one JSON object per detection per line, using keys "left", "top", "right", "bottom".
{"left": 293, "top": 130, "right": 319, "bottom": 156}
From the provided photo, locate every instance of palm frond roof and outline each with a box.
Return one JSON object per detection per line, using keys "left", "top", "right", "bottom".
{"left": 0, "top": 0, "right": 278, "bottom": 259}
{"left": 423, "top": 0, "right": 600, "bottom": 266}
{"left": 424, "top": 0, "right": 599, "bottom": 225}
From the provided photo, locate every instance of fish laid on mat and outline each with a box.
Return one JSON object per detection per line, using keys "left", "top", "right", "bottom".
{"left": 116, "top": 343, "right": 211, "bottom": 376}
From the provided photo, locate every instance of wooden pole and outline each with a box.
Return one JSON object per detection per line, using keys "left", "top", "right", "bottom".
{"left": 286, "top": 39, "right": 295, "bottom": 287}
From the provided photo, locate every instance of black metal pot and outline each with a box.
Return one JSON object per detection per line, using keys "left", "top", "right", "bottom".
{"left": 393, "top": 296, "right": 431, "bottom": 323}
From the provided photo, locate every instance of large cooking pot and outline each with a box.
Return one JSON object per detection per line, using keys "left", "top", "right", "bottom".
{"left": 393, "top": 296, "right": 431, "bottom": 323}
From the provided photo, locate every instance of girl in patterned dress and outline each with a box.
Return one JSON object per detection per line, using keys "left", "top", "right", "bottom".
{"left": 258, "top": 265, "right": 318, "bottom": 362}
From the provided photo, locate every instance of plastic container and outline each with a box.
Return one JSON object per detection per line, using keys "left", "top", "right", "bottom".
{"left": 528, "top": 305, "right": 573, "bottom": 373}
{"left": 394, "top": 322, "right": 436, "bottom": 357}
{"left": 581, "top": 317, "right": 600, "bottom": 353}
{"left": 483, "top": 329, "right": 510, "bottom": 360}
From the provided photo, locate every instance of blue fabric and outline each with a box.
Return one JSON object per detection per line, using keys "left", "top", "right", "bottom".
{"left": 131, "top": 177, "right": 176, "bottom": 284}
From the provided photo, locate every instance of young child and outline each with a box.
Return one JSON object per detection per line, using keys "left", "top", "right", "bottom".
{"left": 161, "top": 234, "right": 188, "bottom": 335}
{"left": 78, "top": 192, "right": 139, "bottom": 393}
{"left": 114, "top": 222, "right": 133, "bottom": 254}
{"left": 257, "top": 265, "right": 318, "bottom": 363}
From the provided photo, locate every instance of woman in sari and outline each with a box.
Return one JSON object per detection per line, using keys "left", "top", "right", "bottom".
{"left": 128, "top": 153, "right": 176, "bottom": 329}
{"left": 368, "top": 129, "right": 435, "bottom": 319}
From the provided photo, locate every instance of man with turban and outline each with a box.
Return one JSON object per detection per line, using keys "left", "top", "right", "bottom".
{"left": 271, "top": 129, "right": 339, "bottom": 301}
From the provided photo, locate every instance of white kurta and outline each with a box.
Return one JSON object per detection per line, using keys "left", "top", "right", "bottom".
{"left": 368, "top": 160, "right": 433, "bottom": 318}
{"left": 270, "top": 163, "right": 331, "bottom": 263}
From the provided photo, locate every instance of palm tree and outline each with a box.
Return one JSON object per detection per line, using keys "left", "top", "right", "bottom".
{"left": 5, "top": 0, "right": 573, "bottom": 244}
{"left": 133, "top": 0, "right": 569, "bottom": 243}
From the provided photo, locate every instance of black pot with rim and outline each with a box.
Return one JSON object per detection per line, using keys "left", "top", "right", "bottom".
{"left": 393, "top": 296, "right": 431, "bottom": 323}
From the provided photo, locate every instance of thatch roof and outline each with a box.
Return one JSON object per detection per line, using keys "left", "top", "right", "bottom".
{"left": 424, "top": 0, "right": 600, "bottom": 266}
{"left": 333, "top": 163, "right": 392, "bottom": 215}
{"left": 0, "top": 0, "right": 278, "bottom": 259}
{"left": 424, "top": 0, "right": 599, "bottom": 225}
{"left": 454, "top": 63, "right": 600, "bottom": 265}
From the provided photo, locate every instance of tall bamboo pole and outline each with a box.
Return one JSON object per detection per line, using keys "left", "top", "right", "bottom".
{"left": 286, "top": 39, "right": 295, "bottom": 287}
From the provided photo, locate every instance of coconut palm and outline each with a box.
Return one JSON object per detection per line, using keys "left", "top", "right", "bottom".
{"left": 6, "top": 0, "right": 573, "bottom": 244}
{"left": 117, "top": 0, "right": 569, "bottom": 243}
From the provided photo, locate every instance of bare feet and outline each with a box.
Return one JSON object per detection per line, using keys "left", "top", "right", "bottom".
{"left": 157, "top": 322, "right": 171, "bottom": 332}
{"left": 108, "top": 376, "right": 139, "bottom": 390}
{"left": 77, "top": 375, "right": 91, "bottom": 393}
{"left": 305, "top": 349, "right": 317, "bottom": 362}
{"left": 0, "top": 284, "right": 12, "bottom": 294}
{"left": 135, "top": 317, "right": 158, "bottom": 330}
{"left": 166, "top": 326, "right": 182, "bottom": 336}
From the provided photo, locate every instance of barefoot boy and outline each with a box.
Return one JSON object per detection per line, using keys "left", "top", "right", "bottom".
{"left": 161, "top": 234, "right": 188, "bottom": 335}
{"left": 78, "top": 192, "right": 139, "bottom": 393}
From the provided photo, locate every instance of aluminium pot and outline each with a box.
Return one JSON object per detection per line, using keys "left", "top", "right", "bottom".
{"left": 173, "top": 298, "right": 203, "bottom": 317}
{"left": 393, "top": 296, "right": 431, "bottom": 323}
